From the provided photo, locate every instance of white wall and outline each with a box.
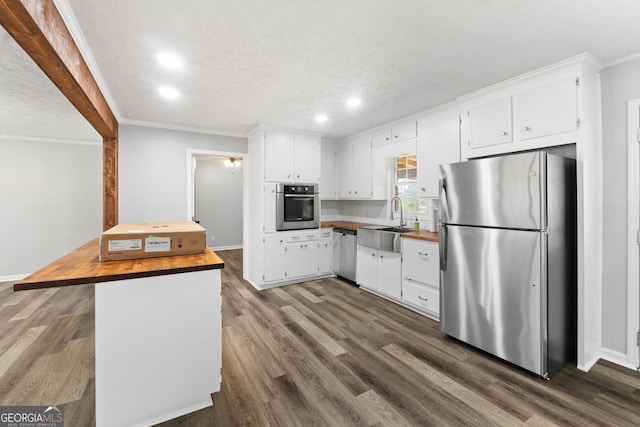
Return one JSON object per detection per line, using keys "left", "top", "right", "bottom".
{"left": 0, "top": 138, "right": 102, "bottom": 279}
{"left": 600, "top": 58, "right": 640, "bottom": 354}
{"left": 195, "top": 157, "right": 243, "bottom": 248}
{"left": 119, "top": 124, "right": 246, "bottom": 223}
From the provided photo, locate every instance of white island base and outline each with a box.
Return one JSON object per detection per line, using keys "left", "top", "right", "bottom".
{"left": 95, "top": 269, "right": 221, "bottom": 427}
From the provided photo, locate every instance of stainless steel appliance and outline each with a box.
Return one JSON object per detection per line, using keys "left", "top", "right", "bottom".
{"left": 438, "top": 151, "right": 576, "bottom": 378}
{"left": 276, "top": 183, "right": 319, "bottom": 231}
{"left": 332, "top": 228, "right": 357, "bottom": 283}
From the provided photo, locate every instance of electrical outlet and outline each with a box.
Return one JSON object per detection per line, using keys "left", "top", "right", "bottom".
{"left": 210, "top": 235, "right": 215, "bottom": 241}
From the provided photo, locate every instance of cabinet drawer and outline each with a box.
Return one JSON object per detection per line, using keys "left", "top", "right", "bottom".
{"left": 286, "top": 230, "right": 320, "bottom": 243}
{"left": 403, "top": 281, "right": 439, "bottom": 314}
{"left": 402, "top": 239, "right": 438, "bottom": 286}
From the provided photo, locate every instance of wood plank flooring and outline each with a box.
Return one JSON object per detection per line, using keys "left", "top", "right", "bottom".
{"left": 1, "top": 248, "right": 639, "bottom": 426}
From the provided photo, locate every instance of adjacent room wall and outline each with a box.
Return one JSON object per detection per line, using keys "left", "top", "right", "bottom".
{"left": 0, "top": 138, "right": 102, "bottom": 279}
{"left": 195, "top": 157, "right": 243, "bottom": 249}
{"left": 118, "top": 124, "right": 247, "bottom": 223}
{"left": 600, "top": 57, "right": 640, "bottom": 355}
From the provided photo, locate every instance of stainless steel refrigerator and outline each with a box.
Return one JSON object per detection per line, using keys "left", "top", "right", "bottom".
{"left": 438, "top": 151, "right": 576, "bottom": 378}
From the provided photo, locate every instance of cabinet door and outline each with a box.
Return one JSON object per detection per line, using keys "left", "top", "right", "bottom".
{"left": 294, "top": 134, "right": 321, "bottom": 183}
{"left": 337, "top": 142, "right": 353, "bottom": 198}
{"left": 467, "top": 96, "right": 512, "bottom": 149}
{"left": 402, "top": 239, "right": 439, "bottom": 286}
{"left": 318, "top": 238, "right": 332, "bottom": 274}
{"left": 263, "top": 183, "right": 277, "bottom": 233}
{"left": 320, "top": 140, "right": 337, "bottom": 199}
{"left": 305, "top": 241, "right": 319, "bottom": 276}
{"left": 357, "top": 245, "right": 378, "bottom": 290}
{"left": 392, "top": 120, "right": 417, "bottom": 142}
{"left": 377, "top": 251, "right": 401, "bottom": 299}
{"left": 263, "top": 234, "right": 286, "bottom": 282}
{"left": 417, "top": 107, "right": 460, "bottom": 198}
{"left": 515, "top": 76, "right": 578, "bottom": 141}
{"left": 287, "top": 242, "right": 306, "bottom": 279}
{"left": 352, "top": 136, "right": 372, "bottom": 199}
{"left": 265, "top": 132, "right": 295, "bottom": 182}
{"left": 371, "top": 128, "right": 392, "bottom": 147}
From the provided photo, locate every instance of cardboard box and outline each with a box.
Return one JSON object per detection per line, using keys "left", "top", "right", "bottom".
{"left": 100, "top": 222, "right": 206, "bottom": 261}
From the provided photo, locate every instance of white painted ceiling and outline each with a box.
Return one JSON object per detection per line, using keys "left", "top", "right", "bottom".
{"left": 4, "top": 1, "right": 640, "bottom": 140}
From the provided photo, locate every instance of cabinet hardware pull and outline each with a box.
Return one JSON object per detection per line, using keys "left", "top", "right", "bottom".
{"left": 418, "top": 296, "right": 429, "bottom": 302}
{"left": 500, "top": 131, "right": 508, "bottom": 136}
{"left": 522, "top": 126, "right": 531, "bottom": 131}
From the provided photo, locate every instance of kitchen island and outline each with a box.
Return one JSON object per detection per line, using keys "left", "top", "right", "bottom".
{"left": 15, "top": 239, "right": 224, "bottom": 427}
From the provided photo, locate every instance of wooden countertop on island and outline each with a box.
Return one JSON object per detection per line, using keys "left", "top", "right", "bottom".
{"left": 14, "top": 238, "right": 225, "bottom": 291}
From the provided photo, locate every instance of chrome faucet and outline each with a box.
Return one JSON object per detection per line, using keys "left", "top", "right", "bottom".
{"left": 390, "top": 196, "right": 406, "bottom": 228}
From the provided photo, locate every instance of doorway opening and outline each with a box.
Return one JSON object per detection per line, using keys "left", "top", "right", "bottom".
{"left": 186, "top": 149, "right": 245, "bottom": 251}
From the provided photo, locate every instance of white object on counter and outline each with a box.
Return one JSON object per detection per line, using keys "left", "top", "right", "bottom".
{"left": 429, "top": 204, "right": 438, "bottom": 232}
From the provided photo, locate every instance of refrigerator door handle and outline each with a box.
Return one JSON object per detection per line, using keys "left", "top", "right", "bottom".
{"left": 439, "top": 224, "right": 447, "bottom": 271}
{"left": 439, "top": 176, "right": 449, "bottom": 225}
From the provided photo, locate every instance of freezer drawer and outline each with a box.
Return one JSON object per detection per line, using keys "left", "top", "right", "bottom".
{"left": 440, "top": 225, "right": 545, "bottom": 376}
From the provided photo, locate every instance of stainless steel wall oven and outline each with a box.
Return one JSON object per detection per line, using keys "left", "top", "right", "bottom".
{"left": 276, "top": 183, "right": 319, "bottom": 231}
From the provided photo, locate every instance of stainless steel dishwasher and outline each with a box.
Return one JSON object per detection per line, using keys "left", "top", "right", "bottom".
{"left": 332, "top": 228, "right": 357, "bottom": 283}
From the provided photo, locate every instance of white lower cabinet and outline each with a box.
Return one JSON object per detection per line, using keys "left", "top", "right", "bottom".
{"left": 263, "top": 229, "right": 332, "bottom": 284}
{"left": 263, "top": 234, "right": 286, "bottom": 282}
{"left": 318, "top": 237, "right": 332, "bottom": 274}
{"left": 356, "top": 245, "right": 401, "bottom": 299}
{"left": 401, "top": 238, "right": 440, "bottom": 320}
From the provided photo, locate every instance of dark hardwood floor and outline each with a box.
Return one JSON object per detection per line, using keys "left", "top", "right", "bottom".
{"left": 1, "top": 248, "right": 639, "bottom": 426}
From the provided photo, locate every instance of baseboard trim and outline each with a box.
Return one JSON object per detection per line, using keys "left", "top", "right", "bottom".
{"left": 210, "top": 244, "right": 243, "bottom": 251}
{"left": 599, "top": 347, "right": 638, "bottom": 371}
{"left": 0, "top": 273, "right": 29, "bottom": 283}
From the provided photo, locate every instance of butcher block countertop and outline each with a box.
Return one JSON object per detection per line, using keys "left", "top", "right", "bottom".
{"left": 321, "top": 221, "right": 439, "bottom": 242}
{"left": 14, "top": 238, "right": 224, "bottom": 291}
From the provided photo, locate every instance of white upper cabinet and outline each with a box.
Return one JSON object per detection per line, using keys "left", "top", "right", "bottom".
{"left": 467, "top": 96, "right": 513, "bottom": 149}
{"left": 320, "top": 139, "right": 337, "bottom": 199}
{"left": 417, "top": 106, "right": 461, "bottom": 198}
{"left": 460, "top": 64, "right": 583, "bottom": 160}
{"left": 515, "top": 76, "right": 578, "bottom": 141}
{"left": 371, "top": 128, "right": 392, "bottom": 147}
{"left": 392, "top": 120, "right": 417, "bottom": 142}
{"left": 352, "top": 135, "right": 372, "bottom": 199}
{"left": 371, "top": 120, "right": 417, "bottom": 148}
{"left": 294, "top": 133, "right": 321, "bottom": 183}
{"left": 264, "top": 132, "right": 295, "bottom": 182}
{"left": 264, "top": 131, "right": 320, "bottom": 183}
{"left": 337, "top": 135, "right": 379, "bottom": 199}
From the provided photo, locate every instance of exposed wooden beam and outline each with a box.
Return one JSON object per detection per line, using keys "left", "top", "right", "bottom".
{"left": 0, "top": 0, "right": 119, "bottom": 230}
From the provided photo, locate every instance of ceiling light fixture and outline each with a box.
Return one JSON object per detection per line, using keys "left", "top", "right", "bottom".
{"left": 157, "top": 52, "right": 183, "bottom": 70}
{"left": 346, "top": 97, "right": 362, "bottom": 108}
{"left": 224, "top": 157, "right": 242, "bottom": 168}
{"left": 158, "top": 85, "right": 180, "bottom": 99}
{"left": 315, "top": 114, "right": 328, "bottom": 123}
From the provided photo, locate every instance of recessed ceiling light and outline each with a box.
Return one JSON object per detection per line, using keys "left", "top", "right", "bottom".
{"left": 346, "top": 97, "right": 362, "bottom": 108}
{"left": 158, "top": 85, "right": 180, "bottom": 99}
{"left": 157, "top": 52, "right": 183, "bottom": 70}
{"left": 315, "top": 114, "right": 328, "bottom": 123}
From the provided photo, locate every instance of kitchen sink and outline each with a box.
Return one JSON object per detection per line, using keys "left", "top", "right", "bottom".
{"left": 357, "top": 227, "right": 403, "bottom": 252}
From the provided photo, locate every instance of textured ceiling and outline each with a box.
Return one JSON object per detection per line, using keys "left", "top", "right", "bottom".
{"left": 0, "top": 26, "right": 101, "bottom": 143}
{"left": 5, "top": 1, "right": 640, "bottom": 140}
